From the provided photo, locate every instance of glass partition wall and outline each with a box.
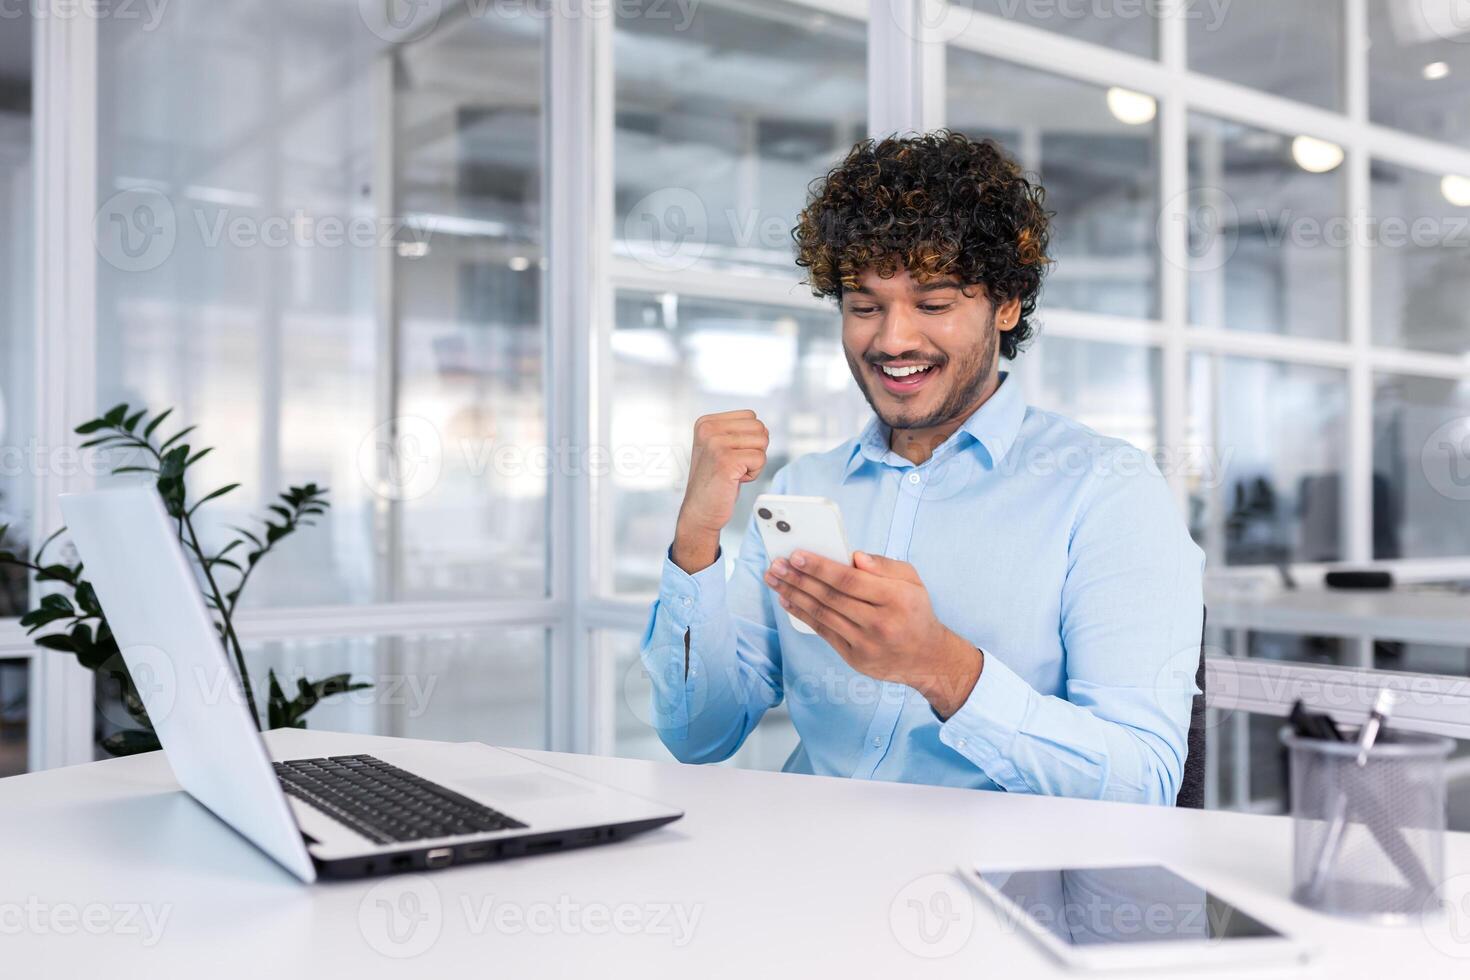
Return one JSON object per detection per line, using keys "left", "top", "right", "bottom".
{"left": 0, "top": 13, "right": 32, "bottom": 776}
{"left": 6, "top": 2, "right": 1470, "bottom": 821}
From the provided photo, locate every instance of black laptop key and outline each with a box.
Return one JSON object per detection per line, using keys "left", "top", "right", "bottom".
{"left": 274, "top": 754, "right": 527, "bottom": 844}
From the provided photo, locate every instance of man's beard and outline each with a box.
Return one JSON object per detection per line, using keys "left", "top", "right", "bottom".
{"left": 846, "top": 310, "right": 999, "bottom": 431}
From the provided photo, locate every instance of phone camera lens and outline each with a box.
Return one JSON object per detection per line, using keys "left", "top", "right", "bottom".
{"left": 775, "top": 520, "right": 791, "bottom": 533}
{"left": 757, "top": 508, "right": 772, "bottom": 520}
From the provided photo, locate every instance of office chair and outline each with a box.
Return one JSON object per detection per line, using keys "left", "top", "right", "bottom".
{"left": 1175, "top": 607, "right": 1208, "bottom": 809}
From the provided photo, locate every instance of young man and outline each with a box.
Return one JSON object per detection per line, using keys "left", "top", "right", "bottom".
{"left": 639, "top": 131, "right": 1204, "bottom": 805}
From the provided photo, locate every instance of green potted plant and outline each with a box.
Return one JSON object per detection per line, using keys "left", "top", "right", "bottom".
{"left": 0, "top": 403, "right": 370, "bottom": 755}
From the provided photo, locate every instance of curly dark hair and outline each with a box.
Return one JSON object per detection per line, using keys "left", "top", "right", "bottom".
{"left": 792, "top": 130, "right": 1052, "bottom": 360}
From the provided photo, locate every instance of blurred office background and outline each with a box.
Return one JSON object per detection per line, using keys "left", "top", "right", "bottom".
{"left": 2, "top": 0, "right": 1469, "bottom": 818}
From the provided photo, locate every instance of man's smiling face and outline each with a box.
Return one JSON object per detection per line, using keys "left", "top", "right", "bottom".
{"left": 841, "top": 268, "right": 1020, "bottom": 434}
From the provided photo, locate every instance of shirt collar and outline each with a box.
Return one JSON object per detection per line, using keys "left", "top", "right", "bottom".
{"left": 842, "top": 371, "right": 1026, "bottom": 480}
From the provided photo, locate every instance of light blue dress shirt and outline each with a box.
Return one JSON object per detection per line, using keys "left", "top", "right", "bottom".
{"left": 639, "top": 372, "right": 1205, "bottom": 805}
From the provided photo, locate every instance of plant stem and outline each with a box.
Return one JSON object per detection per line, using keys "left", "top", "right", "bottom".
{"left": 181, "top": 511, "right": 260, "bottom": 729}
{"left": 225, "top": 559, "right": 258, "bottom": 620}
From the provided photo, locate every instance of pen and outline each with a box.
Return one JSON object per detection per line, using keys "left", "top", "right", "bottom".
{"left": 1303, "top": 689, "right": 1396, "bottom": 903}
{"left": 1355, "top": 689, "right": 1394, "bottom": 767}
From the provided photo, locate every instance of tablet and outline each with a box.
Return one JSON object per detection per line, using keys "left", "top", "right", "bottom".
{"left": 959, "top": 862, "right": 1313, "bottom": 972}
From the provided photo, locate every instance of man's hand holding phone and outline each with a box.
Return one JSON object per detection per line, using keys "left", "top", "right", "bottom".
{"left": 672, "top": 410, "right": 769, "bottom": 575}
{"left": 764, "top": 551, "right": 983, "bottom": 720}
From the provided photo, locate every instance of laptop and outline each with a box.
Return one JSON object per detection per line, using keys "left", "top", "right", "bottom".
{"left": 59, "top": 484, "right": 683, "bottom": 883}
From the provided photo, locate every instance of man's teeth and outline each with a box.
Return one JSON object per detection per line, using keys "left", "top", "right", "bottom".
{"left": 880, "top": 364, "right": 933, "bottom": 378}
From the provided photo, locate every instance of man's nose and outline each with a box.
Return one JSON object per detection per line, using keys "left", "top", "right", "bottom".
{"left": 873, "top": 307, "right": 923, "bottom": 356}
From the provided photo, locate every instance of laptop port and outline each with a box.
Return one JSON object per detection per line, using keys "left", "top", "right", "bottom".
{"left": 425, "top": 848, "right": 453, "bottom": 869}
{"left": 390, "top": 854, "right": 413, "bottom": 871}
{"left": 461, "top": 842, "right": 494, "bottom": 860}
{"left": 525, "top": 838, "right": 562, "bottom": 854}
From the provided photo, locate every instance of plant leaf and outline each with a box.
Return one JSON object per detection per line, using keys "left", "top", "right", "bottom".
{"left": 158, "top": 426, "right": 197, "bottom": 452}
{"left": 143, "top": 408, "right": 174, "bottom": 439}
{"left": 39, "top": 593, "right": 76, "bottom": 614}
{"left": 189, "top": 484, "right": 240, "bottom": 515}
{"left": 33, "top": 527, "right": 65, "bottom": 563}
{"left": 100, "top": 730, "right": 162, "bottom": 757}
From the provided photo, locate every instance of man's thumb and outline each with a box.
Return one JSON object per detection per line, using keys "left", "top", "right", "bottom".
{"left": 854, "top": 550, "right": 918, "bottom": 582}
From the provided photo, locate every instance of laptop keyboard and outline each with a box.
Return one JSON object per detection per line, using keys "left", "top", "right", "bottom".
{"left": 274, "top": 754, "right": 527, "bottom": 845}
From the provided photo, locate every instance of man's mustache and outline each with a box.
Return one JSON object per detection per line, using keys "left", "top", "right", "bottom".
{"left": 863, "top": 354, "right": 948, "bottom": 368}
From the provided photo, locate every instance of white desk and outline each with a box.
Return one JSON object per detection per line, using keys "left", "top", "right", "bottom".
{"left": 4, "top": 727, "right": 1469, "bottom": 978}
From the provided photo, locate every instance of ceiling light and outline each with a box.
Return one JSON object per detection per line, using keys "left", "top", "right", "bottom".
{"left": 1105, "top": 87, "right": 1157, "bottom": 126}
{"left": 1423, "top": 61, "right": 1451, "bottom": 81}
{"left": 508, "top": 255, "right": 530, "bottom": 271}
{"left": 1442, "top": 174, "right": 1470, "bottom": 207}
{"left": 1290, "top": 135, "right": 1344, "bottom": 173}
{"left": 396, "top": 241, "right": 430, "bottom": 259}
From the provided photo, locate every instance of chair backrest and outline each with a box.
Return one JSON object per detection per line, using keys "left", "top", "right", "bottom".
{"left": 1175, "top": 606, "right": 1208, "bottom": 808}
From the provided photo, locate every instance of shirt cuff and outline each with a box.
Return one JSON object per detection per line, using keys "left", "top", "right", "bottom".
{"left": 938, "top": 648, "right": 1036, "bottom": 790}
{"left": 656, "top": 545, "right": 727, "bottom": 630}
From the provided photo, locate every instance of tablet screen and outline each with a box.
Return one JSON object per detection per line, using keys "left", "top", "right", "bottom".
{"left": 979, "top": 865, "right": 1282, "bottom": 947}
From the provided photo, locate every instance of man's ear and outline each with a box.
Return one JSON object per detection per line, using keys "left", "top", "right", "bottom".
{"left": 995, "top": 296, "right": 1022, "bottom": 332}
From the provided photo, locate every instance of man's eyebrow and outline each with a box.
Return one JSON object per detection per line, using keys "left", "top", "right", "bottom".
{"left": 916, "top": 279, "right": 964, "bottom": 293}
{"left": 843, "top": 279, "right": 965, "bottom": 298}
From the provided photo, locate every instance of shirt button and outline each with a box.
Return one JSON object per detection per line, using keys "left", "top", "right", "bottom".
{"left": 681, "top": 596, "right": 692, "bottom": 607}
{"left": 957, "top": 738, "right": 967, "bottom": 749}
{"left": 872, "top": 736, "right": 882, "bottom": 747}
{"left": 907, "top": 472, "right": 921, "bottom": 485}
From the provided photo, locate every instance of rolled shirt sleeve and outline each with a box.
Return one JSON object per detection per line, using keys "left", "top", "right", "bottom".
{"left": 638, "top": 478, "right": 787, "bottom": 763}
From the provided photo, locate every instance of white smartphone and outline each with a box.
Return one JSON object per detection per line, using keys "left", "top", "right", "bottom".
{"left": 753, "top": 494, "right": 853, "bottom": 635}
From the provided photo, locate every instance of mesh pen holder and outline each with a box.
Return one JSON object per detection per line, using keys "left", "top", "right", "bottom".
{"left": 1282, "top": 727, "right": 1453, "bottom": 921}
